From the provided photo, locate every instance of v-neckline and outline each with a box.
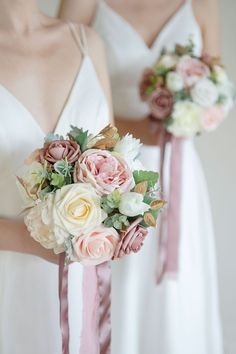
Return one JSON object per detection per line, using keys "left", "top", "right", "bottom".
{"left": 101, "top": 0, "right": 188, "bottom": 51}
{"left": 0, "top": 55, "right": 87, "bottom": 137}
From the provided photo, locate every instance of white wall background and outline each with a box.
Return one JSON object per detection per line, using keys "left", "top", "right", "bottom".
{"left": 38, "top": 1, "right": 236, "bottom": 353}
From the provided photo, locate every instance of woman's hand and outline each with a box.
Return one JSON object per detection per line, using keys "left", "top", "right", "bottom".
{"left": 115, "top": 116, "right": 162, "bottom": 146}
{"left": 0, "top": 218, "right": 59, "bottom": 265}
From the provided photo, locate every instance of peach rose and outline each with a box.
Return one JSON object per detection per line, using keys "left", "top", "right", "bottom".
{"left": 149, "top": 87, "right": 173, "bottom": 120}
{"left": 201, "top": 106, "right": 225, "bottom": 131}
{"left": 113, "top": 217, "right": 148, "bottom": 259}
{"left": 40, "top": 140, "right": 81, "bottom": 164}
{"left": 74, "top": 149, "right": 135, "bottom": 195}
{"left": 71, "top": 226, "right": 120, "bottom": 265}
{"left": 176, "top": 55, "right": 210, "bottom": 87}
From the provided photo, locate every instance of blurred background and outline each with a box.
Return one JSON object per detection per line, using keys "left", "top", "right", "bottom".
{"left": 38, "top": 1, "right": 236, "bottom": 352}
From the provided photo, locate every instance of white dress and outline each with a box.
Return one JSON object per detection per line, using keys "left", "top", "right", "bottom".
{"left": 0, "top": 25, "right": 110, "bottom": 354}
{"left": 93, "top": 1, "right": 224, "bottom": 353}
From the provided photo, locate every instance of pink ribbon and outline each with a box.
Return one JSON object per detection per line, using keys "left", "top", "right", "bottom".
{"left": 59, "top": 253, "right": 70, "bottom": 354}
{"left": 156, "top": 126, "right": 183, "bottom": 283}
{"left": 79, "top": 262, "right": 112, "bottom": 354}
{"left": 96, "top": 262, "right": 112, "bottom": 354}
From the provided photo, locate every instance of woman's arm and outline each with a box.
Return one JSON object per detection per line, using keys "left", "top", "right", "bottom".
{"left": 193, "top": 0, "right": 221, "bottom": 56}
{"left": 58, "top": 0, "right": 97, "bottom": 25}
{"left": 0, "top": 218, "right": 59, "bottom": 264}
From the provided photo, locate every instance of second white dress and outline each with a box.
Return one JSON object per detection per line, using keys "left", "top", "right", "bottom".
{"left": 93, "top": 1, "right": 224, "bottom": 353}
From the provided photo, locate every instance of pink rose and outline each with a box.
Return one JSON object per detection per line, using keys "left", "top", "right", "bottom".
{"left": 176, "top": 55, "right": 210, "bottom": 87}
{"left": 74, "top": 149, "right": 135, "bottom": 195}
{"left": 71, "top": 226, "right": 120, "bottom": 266}
{"left": 201, "top": 106, "right": 225, "bottom": 131}
{"left": 149, "top": 87, "right": 173, "bottom": 120}
{"left": 140, "top": 68, "right": 155, "bottom": 101}
{"left": 39, "top": 140, "right": 81, "bottom": 164}
{"left": 113, "top": 217, "right": 148, "bottom": 259}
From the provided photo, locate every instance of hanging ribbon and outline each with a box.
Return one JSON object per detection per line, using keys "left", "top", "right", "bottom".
{"left": 59, "top": 253, "right": 70, "bottom": 354}
{"left": 156, "top": 126, "right": 183, "bottom": 283}
{"left": 79, "top": 261, "right": 112, "bottom": 354}
{"left": 96, "top": 262, "right": 112, "bottom": 354}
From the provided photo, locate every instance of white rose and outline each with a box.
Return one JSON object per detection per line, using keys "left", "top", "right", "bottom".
{"left": 191, "top": 78, "right": 218, "bottom": 108}
{"left": 119, "top": 192, "right": 150, "bottom": 217}
{"left": 53, "top": 183, "right": 107, "bottom": 236}
{"left": 24, "top": 193, "right": 67, "bottom": 254}
{"left": 157, "top": 54, "right": 179, "bottom": 69}
{"left": 167, "top": 101, "right": 202, "bottom": 138}
{"left": 166, "top": 72, "right": 184, "bottom": 92}
{"left": 213, "top": 65, "right": 228, "bottom": 84}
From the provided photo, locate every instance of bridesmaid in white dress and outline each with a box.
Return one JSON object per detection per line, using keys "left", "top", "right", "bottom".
{"left": 0, "top": 1, "right": 112, "bottom": 353}
{"left": 60, "top": 1, "right": 224, "bottom": 354}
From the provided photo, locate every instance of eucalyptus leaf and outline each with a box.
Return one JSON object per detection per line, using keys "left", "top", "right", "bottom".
{"left": 44, "top": 133, "right": 64, "bottom": 144}
{"left": 69, "top": 125, "right": 89, "bottom": 152}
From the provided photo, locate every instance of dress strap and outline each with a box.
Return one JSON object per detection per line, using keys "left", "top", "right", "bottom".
{"left": 68, "top": 23, "right": 87, "bottom": 56}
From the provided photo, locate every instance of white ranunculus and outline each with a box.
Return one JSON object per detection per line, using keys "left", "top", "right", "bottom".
{"left": 114, "top": 134, "right": 142, "bottom": 161}
{"left": 119, "top": 192, "right": 150, "bottom": 217}
{"left": 25, "top": 193, "right": 67, "bottom": 253}
{"left": 167, "top": 101, "right": 202, "bottom": 138}
{"left": 213, "top": 65, "right": 228, "bottom": 84}
{"left": 53, "top": 183, "right": 107, "bottom": 236}
{"left": 166, "top": 72, "right": 184, "bottom": 92}
{"left": 114, "top": 134, "right": 143, "bottom": 171}
{"left": 157, "top": 54, "right": 179, "bottom": 69}
{"left": 191, "top": 78, "right": 218, "bottom": 108}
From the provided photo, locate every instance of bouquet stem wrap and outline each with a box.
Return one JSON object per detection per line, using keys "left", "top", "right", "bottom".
{"left": 59, "top": 256, "right": 112, "bottom": 354}
{"left": 157, "top": 125, "right": 183, "bottom": 283}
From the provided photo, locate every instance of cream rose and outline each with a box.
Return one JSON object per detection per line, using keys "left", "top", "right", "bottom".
{"left": 53, "top": 183, "right": 107, "bottom": 236}
{"left": 157, "top": 54, "right": 179, "bottom": 69}
{"left": 71, "top": 226, "right": 120, "bottom": 266}
{"left": 119, "top": 192, "right": 150, "bottom": 217}
{"left": 167, "top": 101, "right": 202, "bottom": 138}
{"left": 25, "top": 193, "right": 67, "bottom": 254}
{"left": 191, "top": 78, "right": 218, "bottom": 108}
{"left": 166, "top": 71, "right": 184, "bottom": 92}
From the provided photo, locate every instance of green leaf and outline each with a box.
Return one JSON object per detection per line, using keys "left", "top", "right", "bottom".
{"left": 39, "top": 186, "right": 53, "bottom": 200}
{"left": 54, "top": 159, "right": 74, "bottom": 177}
{"left": 133, "top": 170, "right": 159, "bottom": 189}
{"left": 155, "top": 65, "right": 170, "bottom": 76}
{"left": 50, "top": 173, "right": 65, "bottom": 188}
{"left": 68, "top": 126, "right": 89, "bottom": 152}
{"left": 173, "top": 90, "right": 191, "bottom": 101}
{"left": 44, "top": 133, "right": 64, "bottom": 144}
{"left": 101, "top": 189, "right": 121, "bottom": 214}
{"left": 103, "top": 213, "right": 130, "bottom": 230}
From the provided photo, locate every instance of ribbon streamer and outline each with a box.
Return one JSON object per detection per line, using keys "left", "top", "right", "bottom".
{"left": 59, "top": 253, "right": 70, "bottom": 354}
{"left": 96, "top": 262, "right": 112, "bottom": 354}
{"left": 156, "top": 126, "right": 183, "bottom": 283}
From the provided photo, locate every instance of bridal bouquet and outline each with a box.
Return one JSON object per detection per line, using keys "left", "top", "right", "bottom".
{"left": 17, "top": 125, "right": 164, "bottom": 266}
{"left": 140, "top": 42, "right": 235, "bottom": 137}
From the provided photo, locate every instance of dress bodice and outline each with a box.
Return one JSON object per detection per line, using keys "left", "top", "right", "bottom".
{"left": 0, "top": 33, "right": 109, "bottom": 218}
{"left": 93, "top": 0, "right": 203, "bottom": 119}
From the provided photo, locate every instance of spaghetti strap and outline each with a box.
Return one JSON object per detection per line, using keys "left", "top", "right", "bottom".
{"left": 68, "top": 22, "right": 87, "bottom": 56}
{"left": 79, "top": 25, "right": 88, "bottom": 54}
